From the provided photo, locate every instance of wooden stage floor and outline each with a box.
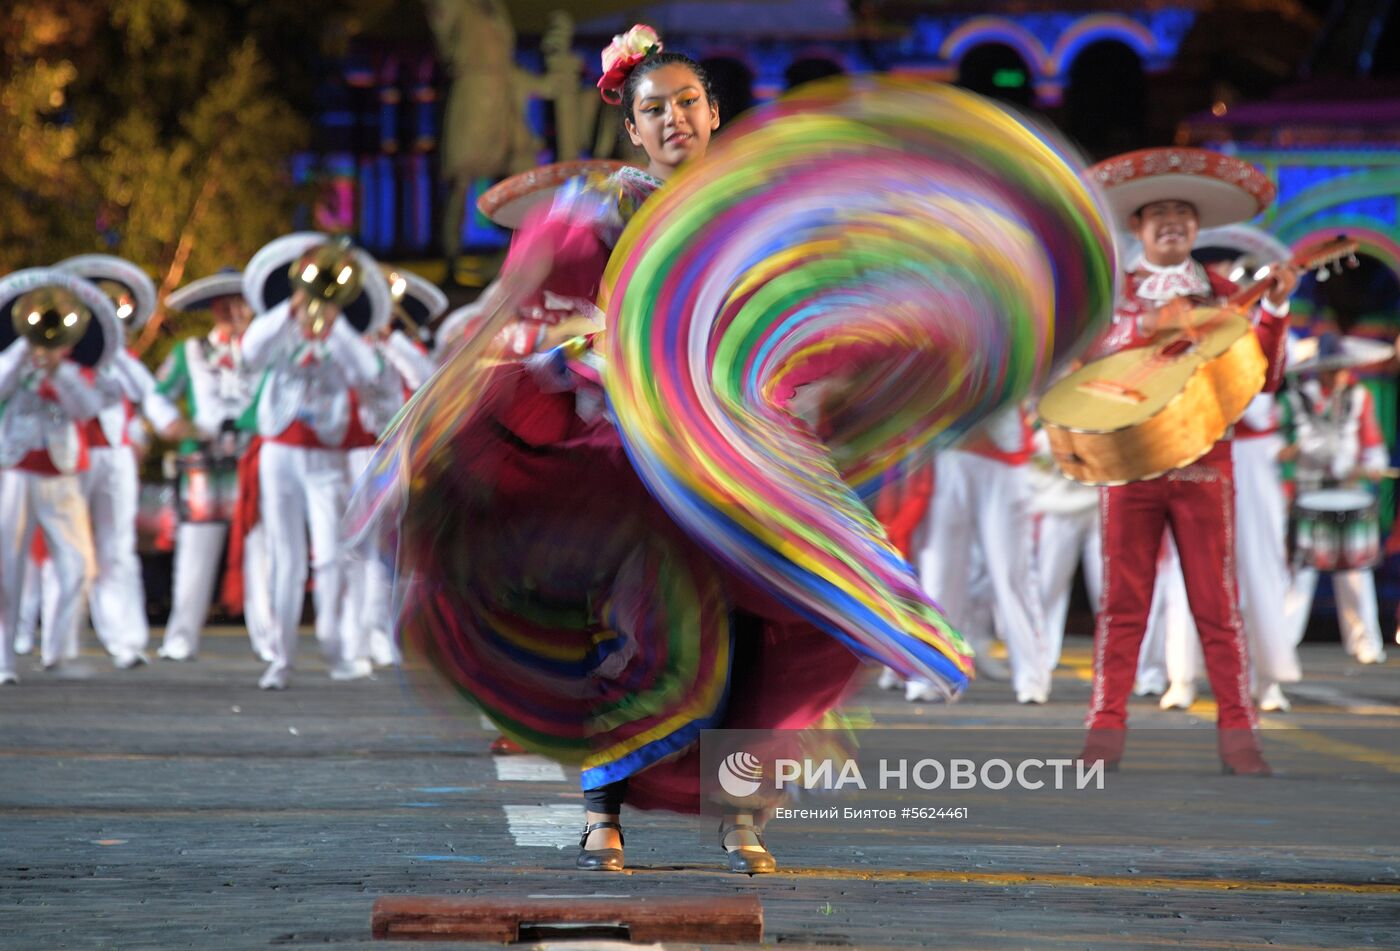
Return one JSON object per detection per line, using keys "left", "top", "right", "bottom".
{"left": 2, "top": 628, "right": 1398, "bottom": 949}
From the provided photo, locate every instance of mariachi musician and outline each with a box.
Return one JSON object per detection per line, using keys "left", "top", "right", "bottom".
{"left": 238, "top": 233, "right": 387, "bottom": 690}
{"left": 0, "top": 268, "right": 122, "bottom": 684}
{"left": 1282, "top": 333, "right": 1395, "bottom": 665}
{"left": 154, "top": 270, "right": 271, "bottom": 662}
{"left": 1076, "top": 148, "right": 1298, "bottom": 776}
{"left": 55, "top": 255, "right": 185, "bottom": 669}
{"left": 340, "top": 266, "right": 444, "bottom": 670}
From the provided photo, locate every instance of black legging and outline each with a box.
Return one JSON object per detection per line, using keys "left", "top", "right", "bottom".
{"left": 584, "top": 777, "right": 628, "bottom": 814}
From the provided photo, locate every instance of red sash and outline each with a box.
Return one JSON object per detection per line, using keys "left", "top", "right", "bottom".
{"left": 220, "top": 436, "right": 263, "bottom": 611}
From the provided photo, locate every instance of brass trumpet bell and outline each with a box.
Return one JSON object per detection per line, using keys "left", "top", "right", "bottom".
{"left": 11, "top": 287, "right": 92, "bottom": 352}
{"left": 289, "top": 237, "right": 363, "bottom": 337}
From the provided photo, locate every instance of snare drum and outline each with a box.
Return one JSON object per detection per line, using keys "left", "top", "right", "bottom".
{"left": 1290, "top": 488, "right": 1381, "bottom": 571}
{"left": 176, "top": 453, "right": 241, "bottom": 523}
{"left": 136, "top": 480, "right": 177, "bottom": 553}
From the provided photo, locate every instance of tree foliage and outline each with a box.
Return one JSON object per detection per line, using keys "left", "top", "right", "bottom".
{"left": 0, "top": 0, "right": 388, "bottom": 361}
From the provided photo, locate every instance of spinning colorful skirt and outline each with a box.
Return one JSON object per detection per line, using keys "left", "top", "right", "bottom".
{"left": 346, "top": 79, "right": 1115, "bottom": 812}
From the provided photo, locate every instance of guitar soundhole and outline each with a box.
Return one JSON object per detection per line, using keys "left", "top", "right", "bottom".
{"left": 1160, "top": 339, "right": 1194, "bottom": 358}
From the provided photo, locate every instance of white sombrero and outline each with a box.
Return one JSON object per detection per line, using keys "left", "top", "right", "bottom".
{"left": 243, "top": 232, "right": 391, "bottom": 334}
{"left": 1089, "top": 148, "right": 1276, "bottom": 231}
{"left": 1194, "top": 224, "right": 1292, "bottom": 264}
{"left": 166, "top": 269, "right": 244, "bottom": 312}
{"left": 0, "top": 267, "right": 124, "bottom": 368}
{"left": 1288, "top": 333, "right": 1395, "bottom": 375}
{"left": 1193, "top": 223, "right": 1294, "bottom": 287}
{"left": 56, "top": 253, "right": 158, "bottom": 333}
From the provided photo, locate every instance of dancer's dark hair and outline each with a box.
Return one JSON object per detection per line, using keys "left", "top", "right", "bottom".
{"left": 619, "top": 51, "right": 715, "bottom": 125}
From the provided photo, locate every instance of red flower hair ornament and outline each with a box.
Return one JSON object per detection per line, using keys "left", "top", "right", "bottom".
{"left": 597, "top": 24, "right": 663, "bottom": 105}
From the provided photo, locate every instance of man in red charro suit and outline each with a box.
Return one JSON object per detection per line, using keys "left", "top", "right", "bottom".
{"left": 1077, "top": 148, "right": 1299, "bottom": 775}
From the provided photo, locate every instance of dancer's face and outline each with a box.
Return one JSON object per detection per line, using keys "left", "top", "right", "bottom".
{"left": 626, "top": 64, "right": 719, "bottom": 179}
{"left": 1131, "top": 200, "right": 1199, "bottom": 267}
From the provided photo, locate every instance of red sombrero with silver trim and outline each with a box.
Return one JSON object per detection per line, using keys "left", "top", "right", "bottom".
{"left": 1089, "top": 148, "right": 1275, "bottom": 231}
{"left": 477, "top": 159, "right": 631, "bottom": 229}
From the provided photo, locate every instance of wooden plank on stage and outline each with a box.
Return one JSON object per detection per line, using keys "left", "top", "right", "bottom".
{"left": 370, "top": 894, "right": 763, "bottom": 942}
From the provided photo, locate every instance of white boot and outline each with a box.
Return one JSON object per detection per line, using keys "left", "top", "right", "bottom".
{"left": 329, "top": 657, "right": 374, "bottom": 682}
{"left": 258, "top": 662, "right": 289, "bottom": 691}
{"left": 112, "top": 650, "right": 149, "bottom": 670}
{"left": 1355, "top": 644, "right": 1388, "bottom": 665}
{"left": 877, "top": 667, "right": 903, "bottom": 691}
{"left": 1159, "top": 681, "right": 1196, "bottom": 711}
{"left": 1133, "top": 669, "right": 1167, "bottom": 697}
{"left": 157, "top": 641, "right": 195, "bottom": 661}
{"left": 904, "top": 679, "right": 942, "bottom": 703}
{"left": 368, "top": 629, "right": 399, "bottom": 667}
{"left": 1257, "top": 683, "right": 1291, "bottom": 713}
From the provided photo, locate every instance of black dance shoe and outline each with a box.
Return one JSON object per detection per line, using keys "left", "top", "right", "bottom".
{"left": 719, "top": 821, "right": 777, "bottom": 875}
{"left": 576, "top": 821, "right": 624, "bottom": 871}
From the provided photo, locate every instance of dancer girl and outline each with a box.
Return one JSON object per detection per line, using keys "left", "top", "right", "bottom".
{"left": 354, "top": 26, "right": 864, "bottom": 874}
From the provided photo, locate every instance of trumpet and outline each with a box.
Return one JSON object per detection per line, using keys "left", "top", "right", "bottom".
{"left": 382, "top": 267, "right": 432, "bottom": 343}
{"left": 11, "top": 287, "right": 92, "bottom": 356}
{"left": 288, "top": 237, "right": 363, "bottom": 338}
{"left": 92, "top": 278, "right": 138, "bottom": 325}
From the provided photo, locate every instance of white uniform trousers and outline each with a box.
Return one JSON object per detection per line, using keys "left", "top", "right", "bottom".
{"left": 80, "top": 446, "right": 150, "bottom": 661}
{"left": 1035, "top": 507, "right": 1102, "bottom": 667}
{"left": 0, "top": 470, "right": 96, "bottom": 678}
{"left": 15, "top": 552, "right": 43, "bottom": 655}
{"left": 242, "top": 524, "right": 276, "bottom": 661}
{"left": 882, "top": 545, "right": 995, "bottom": 693}
{"left": 160, "top": 521, "right": 226, "bottom": 659}
{"left": 1232, "top": 435, "right": 1301, "bottom": 686}
{"left": 22, "top": 560, "right": 77, "bottom": 663}
{"left": 159, "top": 521, "right": 278, "bottom": 661}
{"left": 342, "top": 446, "right": 398, "bottom": 666}
{"left": 1289, "top": 567, "right": 1384, "bottom": 660}
{"left": 257, "top": 442, "right": 351, "bottom": 676}
{"left": 915, "top": 451, "right": 1049, "bottom": 696}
